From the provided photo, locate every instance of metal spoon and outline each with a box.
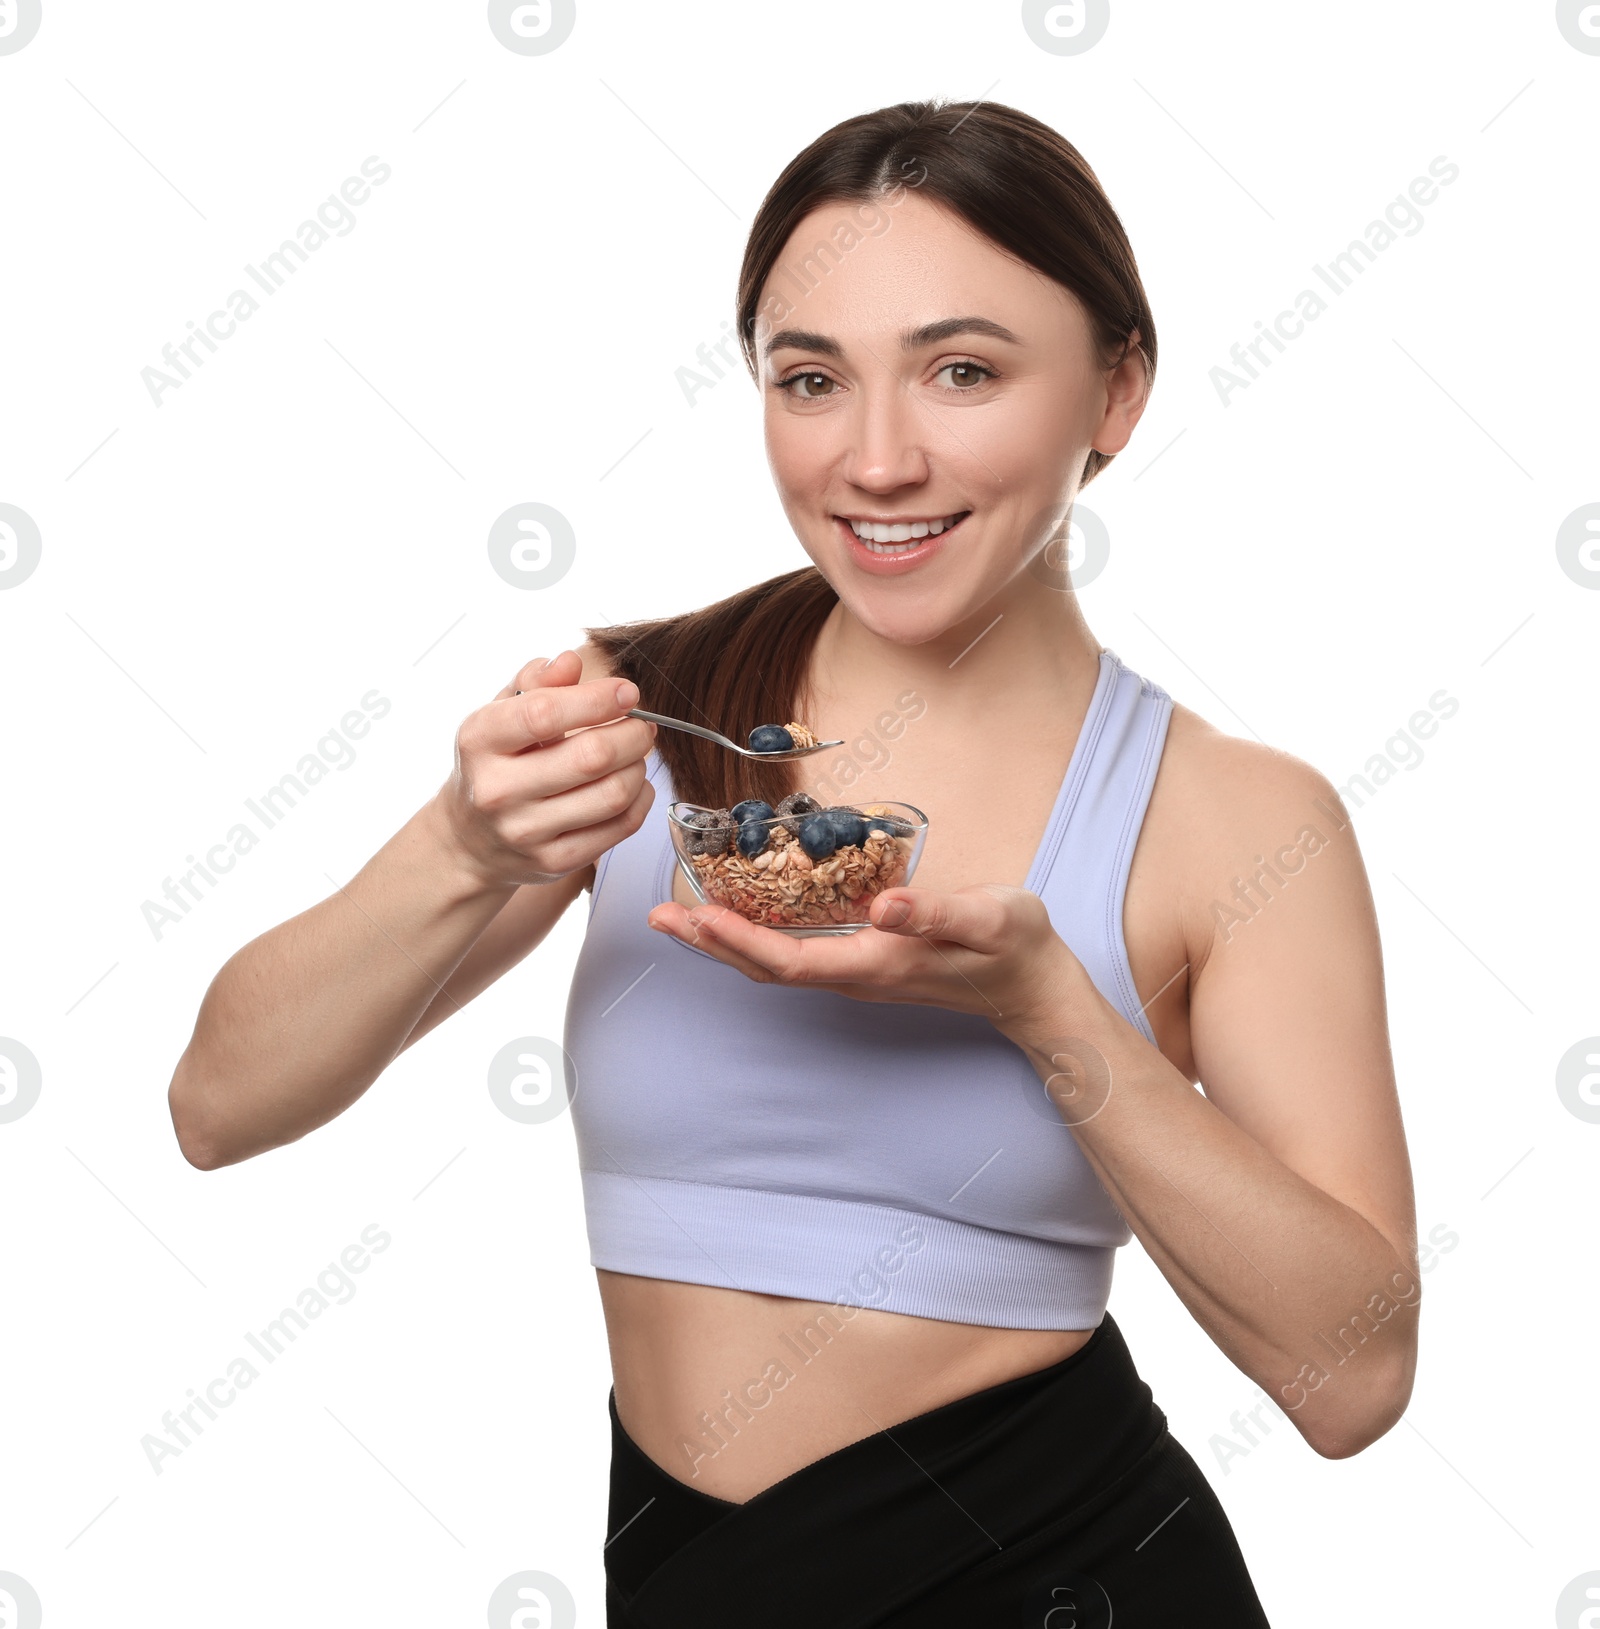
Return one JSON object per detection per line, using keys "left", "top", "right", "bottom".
{"left": 509, "top": 690, "right": 842, "bottom": 761}
{"left": 625, "top": 707, "right": 843, "bottom": 761}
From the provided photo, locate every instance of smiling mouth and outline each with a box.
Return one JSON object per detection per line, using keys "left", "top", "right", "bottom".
{"left": 841, "top": 511, "right": 971, "bottom": 553}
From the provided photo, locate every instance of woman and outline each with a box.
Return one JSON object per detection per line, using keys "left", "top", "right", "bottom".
{"left": 168, "top": 101, "right": 1418, "bottom": 1625}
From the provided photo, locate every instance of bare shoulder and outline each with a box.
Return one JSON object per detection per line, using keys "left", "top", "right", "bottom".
{"left": 1139, "top": 699, "right": 1369, "bottom": 980}
{"left": 1151, "top": 699, "right": 1344, "bottom": 838}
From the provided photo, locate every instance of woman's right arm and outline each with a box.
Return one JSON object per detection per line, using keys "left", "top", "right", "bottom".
{"left": 166, "top": 645, "right": 654, "bottom": 1170}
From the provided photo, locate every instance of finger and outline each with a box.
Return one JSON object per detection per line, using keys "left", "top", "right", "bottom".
{"left": 647, "top": 902, "right": 787, "bottom": 982}
{"left": 693, "top": 902, "right": 882, "bottom": 985}
{"left": 487, "top": 725, "right": 656, "bottom": 821}
{"left": 518, "top": 647, "right": 571, "bottom": 686}
{"left": 496, "top": 646, "right": 593, "bottom": 701}
{"left": 654, "top": 902, "right": 902, "bottom": 998}
{"left": 512, "top": 771, "right": 656, "bottom": 875}
{"left": 494, "top": 651, "right": 558, "bottom": 701}
{"left": 478, "top": 669, "right": 641, "bottom": 756}
{"left": 867, "top": 886, "right": 1004, "bottom": 949}
{"left": 501, "top": 752, "right": 651, "bottom": 847}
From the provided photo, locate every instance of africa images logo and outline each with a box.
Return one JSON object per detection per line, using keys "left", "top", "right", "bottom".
{"left": 0, "top": 0, "right": 42, "bottom": 54}
{"left": 0, "top": 1573, "right": 43, "bottom": 1629}
{"left": 0, "top": 503, "right": 42, "bottom": 589}
{"left": 0, "top": 1039, "right": 43, "bottom": 1124}
{"left": 487, "top": 0, "right": 576, "bottom": 54}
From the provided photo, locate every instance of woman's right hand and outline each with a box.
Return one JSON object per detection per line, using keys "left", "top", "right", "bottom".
{"left": 431, "top": 647, "right": 658, "bottom": 889}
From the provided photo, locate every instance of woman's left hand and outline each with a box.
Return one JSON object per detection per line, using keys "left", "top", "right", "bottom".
{"left": 646, "top": 884, "right": 1094, "bottom": 1044}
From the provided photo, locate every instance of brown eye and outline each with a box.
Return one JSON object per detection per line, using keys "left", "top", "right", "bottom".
{"left": 783, "top": 372, "right": 836, "bottom": 398}
{"left": 935, "top": 362, "right": 994, "bottom": 390}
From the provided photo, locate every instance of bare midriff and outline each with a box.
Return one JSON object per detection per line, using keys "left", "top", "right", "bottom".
{"left": 598, "top": 1268, "right": 1093, "bottom": 1504}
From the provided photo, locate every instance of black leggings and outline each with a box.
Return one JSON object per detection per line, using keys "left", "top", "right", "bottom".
{"left": 603, "top": 1311, "right": 1271, "bottom": 1626}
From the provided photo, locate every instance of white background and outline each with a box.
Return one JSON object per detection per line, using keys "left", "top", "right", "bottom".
{"left": 1, "top": 2, "right": 1596, "bottom": 1624}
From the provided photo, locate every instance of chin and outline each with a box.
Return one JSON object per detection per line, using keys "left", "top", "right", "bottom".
{"left": 831, "top": 586, "right": 972, "bottom": 646}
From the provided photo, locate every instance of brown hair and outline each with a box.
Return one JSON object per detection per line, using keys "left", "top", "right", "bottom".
{"left": 585, "top": 97, "right": 1155, "bottom": 814}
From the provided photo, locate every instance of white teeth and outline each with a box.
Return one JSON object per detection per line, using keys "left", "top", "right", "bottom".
{"left": 848, "top": 512, "right": 965, "bottom": 544}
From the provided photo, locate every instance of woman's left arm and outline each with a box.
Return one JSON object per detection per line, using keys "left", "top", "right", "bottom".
{"left": 997, "top": 747, "right": 1419, "bottom": 1460}
{"left": 649, "top": 749, "right": 1419, "bottom": 1459}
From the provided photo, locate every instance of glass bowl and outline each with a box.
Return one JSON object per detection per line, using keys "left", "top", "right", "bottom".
{"left": 666, "top": 799, "right": 929, "bottom": 936}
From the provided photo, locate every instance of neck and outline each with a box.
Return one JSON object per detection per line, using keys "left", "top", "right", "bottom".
{"left": 804, "top": 575, "right": 1103, "bottom": 723}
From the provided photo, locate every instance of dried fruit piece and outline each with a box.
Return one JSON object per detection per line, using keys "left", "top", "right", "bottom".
{"left": 774, "top": 790, "right": 823, "bottom": 837}
{"left": 683, "top": 807, "right": 735, "bottom": 857}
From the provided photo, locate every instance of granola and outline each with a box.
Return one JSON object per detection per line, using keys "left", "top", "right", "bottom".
{"left": 683, "top": 802, "right": 914, "bottom": 927}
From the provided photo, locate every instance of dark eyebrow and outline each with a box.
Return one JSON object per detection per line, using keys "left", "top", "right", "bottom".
{"left": 761, "top": 315, "right": 1023, "bottom": 360}
{"left": 900, "top": 316, "right": 1023, "bottom": 350}
{"left": 763, "top": 328, "right": 844, "bottom": 360}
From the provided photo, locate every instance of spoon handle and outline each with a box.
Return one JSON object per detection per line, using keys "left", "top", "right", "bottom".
{"left": 626, "top": 707, "right": 741, "bottom": 752}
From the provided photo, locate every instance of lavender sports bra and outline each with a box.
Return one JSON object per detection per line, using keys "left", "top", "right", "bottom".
{"left": 561, "top": 647, "right": 1174, "bottom": 1330}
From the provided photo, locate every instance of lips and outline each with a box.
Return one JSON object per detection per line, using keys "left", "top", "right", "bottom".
{"left": 834, "top": 511, "right": 971, "bottom": 572}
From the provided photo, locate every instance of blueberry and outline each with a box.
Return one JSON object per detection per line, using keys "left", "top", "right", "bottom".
{"left": 736, "top": 819, "right": 770, "bottom": 858}
{"left": 826, "top": 811, "right": 869, "bottom": 849}
{"left": 747, "top": 724, "right": 795, "bottom": 754}
{"left": 798, "top": 813, "right": 841, "bottom": 859}
{"left": 730, "top": 799, "right": 775, "bottom": 825}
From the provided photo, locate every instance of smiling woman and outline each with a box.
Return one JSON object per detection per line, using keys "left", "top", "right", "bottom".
{"left": 169, "top": 95, "right": 1416, "bottom": 1629}
{"left": 547, "top": 97, "right": 1416, "bottom": 1626}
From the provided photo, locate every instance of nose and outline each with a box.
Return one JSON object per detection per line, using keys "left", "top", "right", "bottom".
{"left": 839, "top": 371, "right": 931, "bottom": 494}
